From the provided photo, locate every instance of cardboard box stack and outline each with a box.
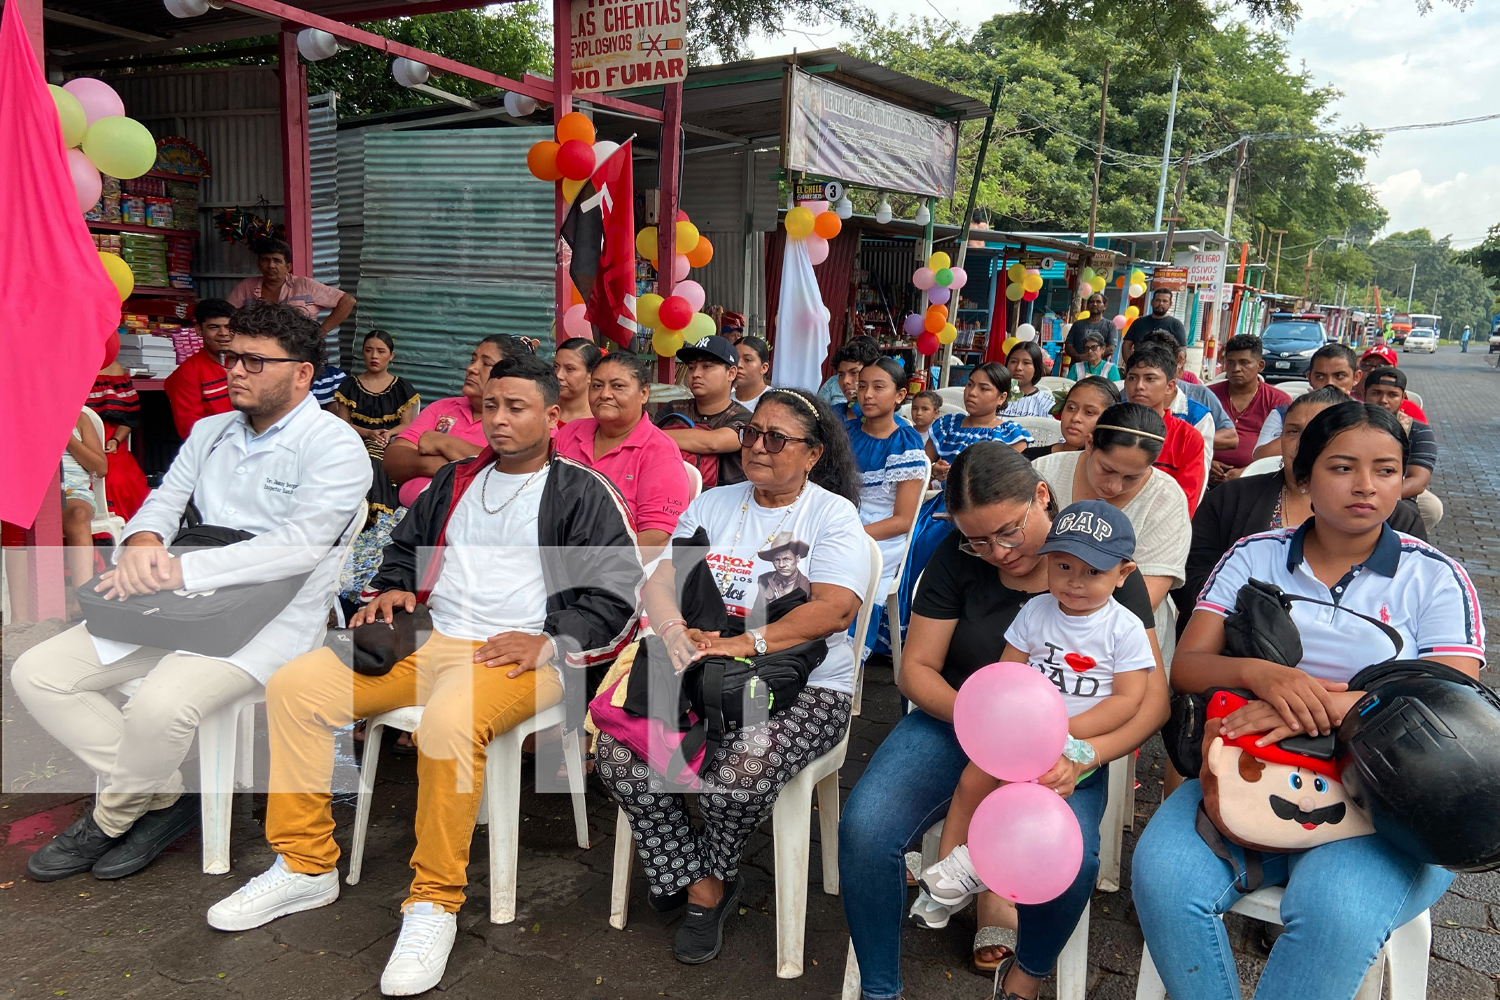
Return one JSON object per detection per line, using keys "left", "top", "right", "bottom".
{"left": 116, "top": 331, "right": 179, "bottom": 376}
{"left": 120, "top": 233, "right": 168, "bottom": 290}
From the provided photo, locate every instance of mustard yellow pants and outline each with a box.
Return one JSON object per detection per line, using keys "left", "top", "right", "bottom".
{"left": 264, "top": 631, "right": 561, "bottom": 912}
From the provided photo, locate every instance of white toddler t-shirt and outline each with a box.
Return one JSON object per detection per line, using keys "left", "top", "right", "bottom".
{"left": 1002, "top": 593, "right": 1155, "bottom": 717}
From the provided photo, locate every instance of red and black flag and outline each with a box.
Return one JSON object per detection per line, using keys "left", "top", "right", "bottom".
{"left": 560, "top": 139, "right": 636, "bottom": 347}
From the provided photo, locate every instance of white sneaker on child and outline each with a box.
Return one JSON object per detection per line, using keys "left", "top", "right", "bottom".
{"left": 380, "top": 901, "right": 457, "bottom": 996}
{"left": 907, "top": 888, "right": 953, "bottom": 928}
{"left": 919, "top": 843, "right": 988, "bottom": 909}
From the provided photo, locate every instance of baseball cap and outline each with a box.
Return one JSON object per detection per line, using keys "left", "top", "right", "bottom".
{"left": 1364, "top": 366, "right": 1407, "bottom": 391}
{"left": 677, "top": 335, "right": 737, "bottom": 367}
{"left": 1038, "top": 499, "right": 1136, "bottom": 570}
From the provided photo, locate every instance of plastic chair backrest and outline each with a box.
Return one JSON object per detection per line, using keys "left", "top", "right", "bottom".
{"left": 682, "top": 461, "right": 703, "bottom": 500}
{"left": 78, "top": 407, "right": 112, "bottom": 521}
{"left": 1037, "top": 376, "right": 1075, "bottom": 394}
{"left": 1405, "top": 389, "right": 1423, "bottom": 409}
{"left": 1013, "top": 416, "right": 1062, "bottom": 447}
{"left": 848, "top": 533, "right": 885, "bottom": 710}
{"left": 1240, "top": 455, "right": 1284, "bottom": 477}
{"left": 1279, "top": 380, "right": 1311, "bottom": 399}
{"left": 936, "top": 386, "right": 966, "bottom": 409}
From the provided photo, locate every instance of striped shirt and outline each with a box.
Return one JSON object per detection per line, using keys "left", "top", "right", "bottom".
{"left": 928, "top": 412, "right": 1032, "bottom": 462}
{"left": 1406, "top": 419, "right": 1437, "bottom": 472}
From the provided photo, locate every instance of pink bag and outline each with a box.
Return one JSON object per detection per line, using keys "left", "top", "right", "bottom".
{"left": 590, "top": 678, "right": 705, "bottom": 788}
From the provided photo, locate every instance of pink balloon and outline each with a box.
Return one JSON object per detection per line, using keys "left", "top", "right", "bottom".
{"left": 953, "top": 661, "right": 1068, "bottom": 781}
{"left": 67, "top": 147, "right": 101, "bottom": 213}
{"left": 902, "top": 313, "right": 925, "bottom": 337}
{"left": 673, "top": 254, "right": 690, "bottom": 281}
{"left": 563, "top": 302, "right": 591, "bottom": 338}
{"left": 801, "top": 199, "right": 828, "bottom": 216}
{"left": 675, "top": 279, "right": 706, "bottom": 311}
{"left": 63, "top": 78, "right": 125, "bottom": 126}
{"left": 806, "top": 234, "right": 829, "bottom": 265}
{"left": 1112, "top": 314, "right": 1128, "bottom": 329}
{"left": 968, "top": 782, "right": 1083, "bottom": 904}
{"left": 948, "top": 266, "right": 969, "bottom": 290}
{"left": 927, "top": 284, "right": 951, "bottom": 305}
{"left": 913, "top": 267, "right": 936, "bottom": 290}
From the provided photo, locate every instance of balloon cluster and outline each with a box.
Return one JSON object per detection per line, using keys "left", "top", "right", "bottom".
{"left": 1078, "top": 265, "right": 1109, "bottom": 297}
{"left": 634, "top": 210, "right": 714, "bottom": 356}
{"left": 902, "top": 251, "right": 966, "bottom": 356}
{"left": 48, "top": 79, "right": 159, "bottom": 303}
{"left": 1004, "top": 261, "right": 1043, "bottom": 303}
{"left": 954, "top": 662, "right": 1084, "bottom": 904}
{"left": 783, "top": 201, "right": 842, "bottom": 265}
{"left": 526, "top": 112, "right": 625, "bottom": 207}
{"left": 1101, "top": 268, "right": 1149, "bottom": 333}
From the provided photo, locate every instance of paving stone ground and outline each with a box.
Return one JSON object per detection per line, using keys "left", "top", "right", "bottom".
{"left": 3, "top": 345, "right": 1500, "bottom": 999}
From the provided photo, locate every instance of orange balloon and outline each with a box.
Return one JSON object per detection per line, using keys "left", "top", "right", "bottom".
{"left": 555, "top": 111, "right": 596, "bottom": 145}
{"left": 1115, "top": 275, "right": 1125, "bottom": 288}
{"left": 813, "top": 212, "right": 842, "bottom": 239}
{"left": 526, "top": 141, "right": 562, "bottom": 182}
{"left": 926, "top": 303, "right": 948, "bottom": 322}
{"left": 923, "top": 307, "right": 946, "bottom": 334}
{"left": 686, "top": 235, "right": 714, "bottom": 268}
{"left": 570, "top": 281, "right": 584, "bottom": 306}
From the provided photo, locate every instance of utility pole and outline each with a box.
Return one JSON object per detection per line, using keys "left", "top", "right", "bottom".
{"left": 1406, "top": 261, "right": 1417, "bottom": 312}
{"left": 1161, "top": 151, "right": 1191, "bottom": 260}
{"left": 1271, "top": 229, "right": 1288, "bottom": 293}
{"left": 1153, "top": 63, "right": 1180, "bottom": 231}
{"left": 1303, "top": 245, "right": 1315, "bottom": 301}
{"left": 1086, "top": 60, "right": 1111, "bottom": 248}
{"left": 1222, "top": 139, "right": 1246, "bottom": 239}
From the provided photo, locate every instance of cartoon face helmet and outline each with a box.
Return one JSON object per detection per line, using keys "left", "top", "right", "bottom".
{"left": 1201, "top": 690, "right": 1373, "bottom": 853}
{"left": 1339, "top": 660, "right": 1500, "bottom": 872}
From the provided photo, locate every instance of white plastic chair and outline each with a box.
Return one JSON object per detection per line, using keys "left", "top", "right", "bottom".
{"left": 345, "top": 700, "right": 589, "bottom": 924}
{"left": 869, "top": 456, "right": 931, "bottom": 714}
{"left": 80, "top": 408, "right": 126, "bottom": 544}
{"left": 1240, "top": 454, "right": 1284, "bottom": 477}
{"left": 1037, "top": 376, "right": 1075, "bottom": 394}
{"left": 936, "top": 386, "right": 967, "bottom": 409}
{"left": 1012, "top": 415, "right": 1062, "bottom": 448}
{"left": 682, "top": 460, "right": 703, "bottom": 500}
{"left": 111, "top": 500, "right": 367, "bottom": 874}
{"left": 1406, "top": 389, "right": 1423, "bottom": 409}
{"left": 1134, "top": 886, "right": 1431, "bottom": 1000}
{"left": 1278, "top": 380, "right": 1312, "bottom": 399}
{"left": 610, "top": 535, "right": 884, "bottom": 980}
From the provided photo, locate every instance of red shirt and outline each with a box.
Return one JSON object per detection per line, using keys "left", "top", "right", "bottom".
{"left": 163, "top": 349, "right": 232, "bottom": 440}
{"left": 1155, "top": 413, "right": 1206, "bottom": 517}
{"left": 1401, "top": 399, "right": 1427, "bottom": 423}
{"left": 1209, "top": 379, "right": 1292, "bottom": 469}
{"left": 554, "top": 416, "right": 691, "bottom": 534}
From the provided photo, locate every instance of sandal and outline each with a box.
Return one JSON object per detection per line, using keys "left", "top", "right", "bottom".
{"left": 905, "top": 850, "right": 923, "bottom": 887}
{"left": 971, "top": 925, "right": 1016, "bottom": 976}
{"left": 987, "top": 953, "right": 1029, "bottom": 1000}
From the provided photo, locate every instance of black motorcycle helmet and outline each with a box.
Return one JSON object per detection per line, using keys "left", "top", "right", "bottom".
{"left": 1337, "top": 659, "right": 1500, "bottom": 872}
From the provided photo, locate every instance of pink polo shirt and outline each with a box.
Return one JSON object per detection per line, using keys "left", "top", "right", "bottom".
{"left": 228, "top": 274, "right": 345, "bottom": 319}
{"left": 554, "top": 416, "right": 691, "bottom": 533}
{"left": 393, "top": 395, "right": 487, "bottom": 508}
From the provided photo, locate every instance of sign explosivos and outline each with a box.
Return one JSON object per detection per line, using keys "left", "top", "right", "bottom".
{"left": 569, "top": 0, "right": 687, "bottom": 95}
{"left": 1174, "top": 249, "right": 1227, "bottom": 301}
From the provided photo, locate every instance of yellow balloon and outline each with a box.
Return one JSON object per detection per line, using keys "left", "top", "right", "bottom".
{"left": 937, "top": 322, "right": 958, "bottom": 345}
{"left": 1023, "top": 273, "right": 1044, "bottom": 293}
{"left": 1001, "top": 336, "right": 1019, "bottom": 357}
{"left": 636, "top": 292, "right": 664, "bottom": 327}
{"left": 685, "top": 311, "right": 716, "bottom": 344}
{"left": 561, "top": 176, "right": 586, "bottom": 203}
{"left": 1076, "top": 310, "right": 1090, "bottom": 320}
{"left": 1005, "top": 283, "right": 1025, "bottom": 301}
{"left": 1007, "top": 262, "right": 1027, "bottom": 281}
{"left": 1090, "top": 276, "right": 1107, "bottom": 293}
{"left": 635, "top": 227, "right": 659, "bottom": 261}
{"left": 785, "top": 206, "right": 816, "bottom": 239}
{"left": 1131, "top": 270, "right": 1146, "bottom": 283}
{"left": 675, "top": 220, "right": 700, "bottom": 255}
{"left": 81, "top": 116, "right": 157, "bottom": 180}
{"left": 927, "top": 251, "right": 951, "bottom": 271}
{"left": 49, "top": 85, "right": 87, "bottom": 148}
{"left": 651, "top": 328, "right": 684, "bottom": 357}
{"left": 98, "top": 251, "right": 134, "bottom": 301}
{"left": 1125, "top": 305, "right": 1141, "bottom": 319}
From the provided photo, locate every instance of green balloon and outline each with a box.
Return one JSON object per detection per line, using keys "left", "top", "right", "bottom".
{"left": 81, "top": 116, "right": 157, "bottom": 180}
{"left": 49, "top": 85, "right": 87, "bottom": 148}
{"left": 934, "top": 267, "right": 954, "bottom": 287}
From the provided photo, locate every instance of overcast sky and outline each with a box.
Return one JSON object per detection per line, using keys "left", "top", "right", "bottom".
{"left": 747, "top": 0, "right": 1498, "bottom": 247}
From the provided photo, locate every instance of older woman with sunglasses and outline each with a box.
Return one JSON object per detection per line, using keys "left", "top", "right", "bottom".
{"left": 597, "top": 388, "right": 869, "bottom": 966}
{"left": 840, "top": 442, "right": 1169, "bottom": 995}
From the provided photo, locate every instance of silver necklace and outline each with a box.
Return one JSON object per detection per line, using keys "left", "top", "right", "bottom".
{"left": 481, "top": 461, "right": 545, "bottom": 515}
{"left": 716, "top": 481, "right": 808, "bottom": 595}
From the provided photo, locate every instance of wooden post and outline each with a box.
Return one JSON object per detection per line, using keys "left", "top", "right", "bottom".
{"left": 1086, "top": 60, "right": 1110, "bottom": 249}
{"left": 655, "top": 82, "right": 684, "bottom": 384}
{"left": 277, "top": 29, "right": 313, "bottom": 276}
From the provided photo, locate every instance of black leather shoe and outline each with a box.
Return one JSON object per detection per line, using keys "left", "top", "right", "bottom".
{"left": 27, "top": 813, "right": 123, "bottom": 881}
{"left": 91, "top": 796, "right": 199, "bottom": 880}
{"left": 672, "top": 879, "right": 740, "bottom": 965}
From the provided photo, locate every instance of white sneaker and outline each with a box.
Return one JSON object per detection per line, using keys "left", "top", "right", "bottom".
{"left": 380, "top": 901, "right": 457, "bottom": 996}
{"left": 207, "top": 856, "right": 340, "bottom": 931}
{"left": 907, "top": 888, "right": 953, "bottom": 929}
{"left": 919, "top": 844, "right": 988, "bottom": 909}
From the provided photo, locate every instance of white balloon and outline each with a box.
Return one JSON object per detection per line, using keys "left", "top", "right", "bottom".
{"left": 503, "top": 91, "right": 538, "bottom": 117}
{"left": 590, "top": 140, "right": 621, "bottom": 166}
{"left": 1016, "top": 323, "right": 1037, "bottom": 342}
{"left": 296, "top": 28, "right": 339, "bottom": 62}
{"left": 391, "top": 57, "right": 430, "bottom": 88}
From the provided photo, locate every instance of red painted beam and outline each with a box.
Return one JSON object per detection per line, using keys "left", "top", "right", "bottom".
{"left": 323, "top": 0, "right": 517, "bottom": 22}
{"left": 551, "top": 0, "right": 572, "bottom": 329}
{"left": 655, "top": 82, "right": 683, "bottom": 384}
{"left": 523, "top": 74, "right": 664, "bottom": 123}
{"left": 278, "top": 29, "right": 314, "bottom": 276}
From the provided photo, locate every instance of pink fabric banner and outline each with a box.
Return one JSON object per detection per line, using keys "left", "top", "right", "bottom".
{"left": 0, "top": 1, "right": 122, "bottom": 527}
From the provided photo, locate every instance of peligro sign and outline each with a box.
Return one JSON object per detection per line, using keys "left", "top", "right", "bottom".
{"left": 569, "top": 0, "right": 687, "bottom": 95}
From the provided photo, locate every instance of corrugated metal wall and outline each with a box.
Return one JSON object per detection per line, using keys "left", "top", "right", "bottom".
{"left": 677, "top": 147, "right": 779, "bottom": 332}
{"left": 357, "top": 129, "right": 556, "bottom": 401}
{"left": 335, "top": 130, "right": 368, "bottom": 363}
{"left": 308, "top": 92, "right": 340, "bottom": 360}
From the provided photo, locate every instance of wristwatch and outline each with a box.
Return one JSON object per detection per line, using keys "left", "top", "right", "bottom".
{"left": 1063, "top": 737, "right": 1097, "bottom": 768}
{"left": 749, "top": 628, "right": 767, "bottom": 655}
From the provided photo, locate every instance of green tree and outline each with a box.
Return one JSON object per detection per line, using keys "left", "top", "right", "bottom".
{"left": 1458, "top": 223, "right": 1500, "bottom": 282}
{"left": 1358, "top": 229, "right": 1495, "bottom": 338}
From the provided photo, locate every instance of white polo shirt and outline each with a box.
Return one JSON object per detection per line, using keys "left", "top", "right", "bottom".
{"left": 1196, "top": 521, "right": 1485, "bottom": 684}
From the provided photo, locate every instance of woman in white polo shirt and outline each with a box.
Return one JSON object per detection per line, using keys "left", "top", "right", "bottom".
{"left": 1132, "top": 400, "right": 1484, "bottom": 1000}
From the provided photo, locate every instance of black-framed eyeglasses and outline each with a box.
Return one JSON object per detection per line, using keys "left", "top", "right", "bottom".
{"left": 218, "top": 351, "right": 305, "bottom": 374}
{"left": 740, "top": 425, "right": 811, "bottom": 454}
{"left": 956, "top": 499, "right": 1034, "bottom": 556}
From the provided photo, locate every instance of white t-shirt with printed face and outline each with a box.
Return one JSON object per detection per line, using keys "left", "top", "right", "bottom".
{"left": 427, "top": 466, "right": 550, "bottom": 642}
{"left": 670, "top": 481, "right": 873, "bottom": 694}
{"left": 1002, "top": 593, "right": 1156, "bottom": 717}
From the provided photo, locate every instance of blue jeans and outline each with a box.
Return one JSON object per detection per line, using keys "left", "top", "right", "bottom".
{"left": 1133, "top": 780, "right": 1452, "bottom": 1000}
{"left": 839, "top": 710, "right": 1107, "bottom": 999}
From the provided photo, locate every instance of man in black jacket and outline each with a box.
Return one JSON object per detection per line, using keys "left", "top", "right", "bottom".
{"left": 207, "top": 355, "right": 643, "bottom": 997}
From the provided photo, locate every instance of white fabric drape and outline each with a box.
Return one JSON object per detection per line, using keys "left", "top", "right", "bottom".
{"left": 772, "top": 236, "right": 831, "bottom": 393}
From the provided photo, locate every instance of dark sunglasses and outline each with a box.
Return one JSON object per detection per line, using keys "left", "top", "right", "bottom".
{"left": 739, "top": 425, "right": 811, "bottom": 454}
{"left": 218, "top": 351, "right": 305, "bottom": 374}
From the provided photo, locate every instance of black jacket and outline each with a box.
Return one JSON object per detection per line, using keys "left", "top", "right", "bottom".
{"left": 1173, "top": 470, "right": 1427, "bottom": 622}
{"left": 370, "top": 450, "right": 643, "bottom": 671}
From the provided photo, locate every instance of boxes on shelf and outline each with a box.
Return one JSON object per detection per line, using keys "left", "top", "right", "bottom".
{"left": 91, "top": 233, "right": 123, "bottom": 255}
{"left": 165, "top": 236, "right": 194, "bottom": 290}
{"left": 144, "top": 197, "right": 174, "bottom": 229}
{"left": 122, "top": 195, "right": 146, "bottom": 225}
{"left": 168, "top": 326, "right": 203, "bottom": 363}
{"left": 120, "top": 233, "right": 168, "bottom": 288}
{"left": 115, "top": 332, "right": 179, "bottom": 376}
{"left": 167, "top": 180, "right": 199, "bottom": 225}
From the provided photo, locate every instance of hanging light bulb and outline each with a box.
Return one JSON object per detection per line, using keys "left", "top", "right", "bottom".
{"left": 503, "top": 92, "right": 538, "bottom": 117}
{"left": 391, "top": 57, "right": 431, "bottom": 88}
{"left": 835, "top": 194, "right": 853, "bottom": 220}
{"left": 875, "top": 195, "right": 892, "bottom": 225}
{"left": 914, "top": 203, "right": 931, "bottom": 227}
{"left": 296, "top": 27, "right": 340, "bottom": 61}
{"left": 163, "top": 0, "right": 209, "bottom": 16}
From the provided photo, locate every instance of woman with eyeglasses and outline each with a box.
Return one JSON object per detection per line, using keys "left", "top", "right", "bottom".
{"left": 840, "top": 441, "right": 1169, "bottom": 994}
{"left": 598, "top": 388, "right": 869, "bottom": 966}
